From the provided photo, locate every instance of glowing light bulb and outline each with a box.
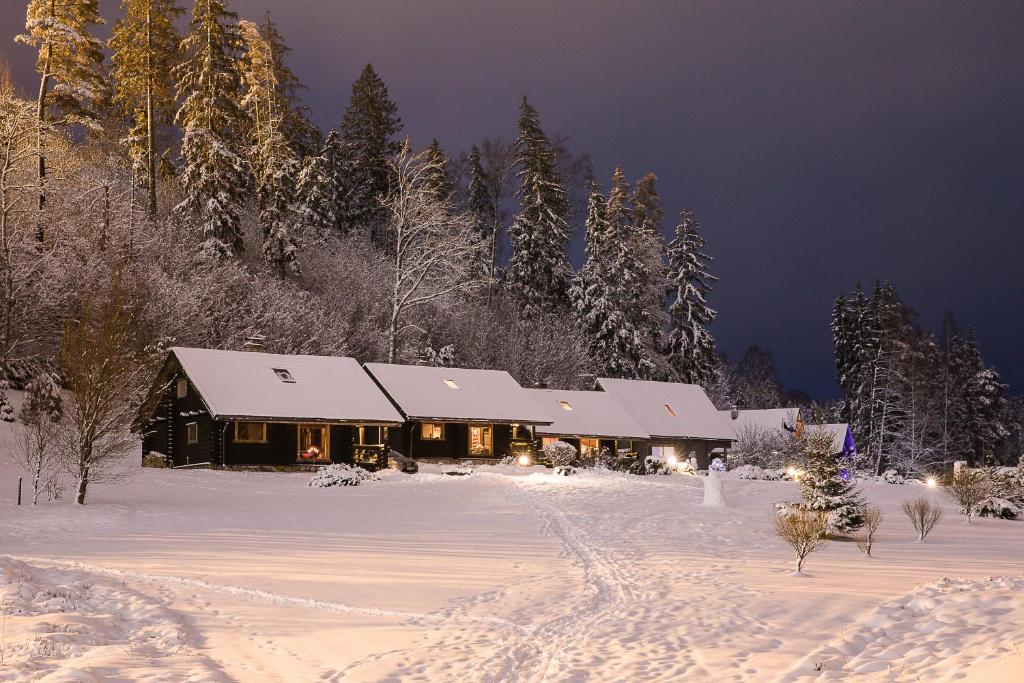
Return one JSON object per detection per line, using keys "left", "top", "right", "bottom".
{"left": 787, "top": 466, "right": 798, "bottom": 477}
{"left": 926, "top": 477, "right": 937, "bottom": 488}
{"left": 666, "top": 454, "right": 678, "bottom": 468}
{"left": 518, "top": 455, "right": 530, "bottom": 467}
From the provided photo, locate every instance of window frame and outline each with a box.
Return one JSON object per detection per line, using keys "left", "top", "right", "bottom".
{"left": 664, "top": 404, "right": 677, "bottom": 417}
{"left": 358, "top": 425, "right": 385, "bottom": 446}
{"left": 273, "top": 368, "right": 296, "bottom": 383}
{"left": 297, "top": 424, "right": 330, "bottom": 462}
{"left": 420, "top": 422, "right": 445, "bottom": 440}
{"left": 558, "top": 401, "right": 573, "bottom": 411}
{"left": 234, "top": 421, "right": 268, "bottom": 444}
{"left": 186, "top": 421, "right": 199, "bottom": 445}
{"left": 469, "top": 424, "right": 494, "bottom": 456}
{"left": 176, "top": 378, "right": 188, "bottom": 398}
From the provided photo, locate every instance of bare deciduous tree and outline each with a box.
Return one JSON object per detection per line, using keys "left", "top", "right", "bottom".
{"left": 856, "top": 505, "right": 885, "bottom": 556}
{"left": 902, "top": 496, "right": 943, "bottom": 541}
{"left": 774, "top": 509, "right": 829, "bottom": 573}
{"left": 57, "top": 270, "right": 155, "bottom": 504}
{"left": 944, "top": 468, "right": 991, "bottom": 524}
{"left": 382, "top": 140, "right": 487, "bottom": 363}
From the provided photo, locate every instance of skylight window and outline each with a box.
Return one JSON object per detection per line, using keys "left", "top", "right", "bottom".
{"left": 664, "top": 404, "right": 677, "bottom": 417}
{"left": 443, "top": 378, "right": 459, "bottom": 389}
{"left": 273, "top": 368, "right": 296, "bottom": 383}
{"left": 559, "top": 401, "right": 574, "bottom": 411}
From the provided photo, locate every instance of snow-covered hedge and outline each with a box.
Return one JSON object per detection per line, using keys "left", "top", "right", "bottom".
{"left": 975, "top": 496, "right": 1020, "bottom": 520}
{"left": 309, "top": 463, "right": 378, "bottom": 487}
{"left": 732, "top": 464, "right": 783, "bottom": 481}
{"left": 878, "top": 469, "right": 906, "bottom": 485}
{"left": 543, "top": 440, "right": 577, "bottom": 467}
{"left": 553, "top": 465, "right": 576, "bottom": 477}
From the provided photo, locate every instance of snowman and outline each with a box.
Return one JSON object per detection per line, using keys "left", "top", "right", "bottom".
{"left": 703, "top": 457, "right": 727, "bottom": 506}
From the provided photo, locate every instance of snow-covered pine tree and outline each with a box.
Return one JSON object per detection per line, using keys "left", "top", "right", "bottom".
{"left": 295, "top": 129, "right": 342, "bottom": 238}
{"left": 507, "top": 97, "right": 572, "bottom": 316}
{"left": 0, "top": 380, "right": 14, "bottom": 422}
{"left": 240, "top": 18, "right": 301, "bottom": 277}
{"left": 20, "top": 372, "right": 63, "bottom": 424}
{"left": 800, "top": 428, "right": 865, "bottom": 533}
{"left": 421, "top": 139, "right": 456, "bottom": 203}
{"left": 466, "top": 144, "right": 497, "bottom": 286}
{"left": 665, "top": 207, "right": 718, "bottom": 385}
{"left": 17, "top": 0, "right": 107, "bottom": 241}
{"left": 109, "top": 0, "right": 185, "bottom": 217}
{"left": 173, "top": 0, "right": 249, "bottom": 261}
{"left": 336, "top": 64, "right": 402, "bottom": 242}
{"left": 630, "top": 171, "right": 669, "bottom": 357}
{"left": 253, "top": 12, "right": 319, "bottom": 158}
{"left": 959, "top": 328, "right": 1008, "bottom": 465}
{"left": 569, "top": 182, "right": 653, "bottom": 379}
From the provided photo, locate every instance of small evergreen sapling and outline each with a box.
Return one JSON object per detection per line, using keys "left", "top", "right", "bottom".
{"left": 0, "top": 380, "right": 14, "bottom": 422}
{"left": 800, "top": 429, "right": 865, "bottom": 533}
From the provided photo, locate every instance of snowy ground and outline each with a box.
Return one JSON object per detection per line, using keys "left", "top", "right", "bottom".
{"left": 1, "top": 455, "right": 1022, "bottom": 681}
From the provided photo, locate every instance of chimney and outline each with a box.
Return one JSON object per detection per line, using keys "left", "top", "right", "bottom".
{"left": 243, "top": 334, "right": 266, "bottom": 352}
{"left": 730, "top": 404, "right": 739, "bottom": 420}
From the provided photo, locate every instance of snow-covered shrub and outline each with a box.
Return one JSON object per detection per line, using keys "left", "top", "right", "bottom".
{"left": 731, "top": 423, "right": 801, "bottom": 469}
{"left": 499, "top": 454, "right": 516, "bottom": 466}
{"left": 592, "top": 446, "right": 617, "bottom": 469}
{"left": 309, "top": 463, "right": 377, "bottom": 487}
{"left": 774, "top": 501, "right": 802, "bottom": 519}
{"left": 774, "top": 509, "right": 829, "bottom": 574}
{"left": 902, "top": 496, "right": 943, "bottom": 541}
{"left": 733, "top": 464, "right": 782, "bottom": 481}
{"left": 879, "top": 469, "right": 906, "bottom": 485}
{"left": 610, "top": 457, "right": 647, "bottom": 475}
{"left": 975, "top": 497, "right": 1020, "bottom": 520}
{"left": 553, "top": 465, "right": 576, "bottom": 477}
{"left": 543, "top": 440, "right": 577, "bottom": 467}
{"left": 945, "top": 469, "right": 992, "bottom": 522}
{"left": 643, "top": 458, "right": 673, "bottom": 476}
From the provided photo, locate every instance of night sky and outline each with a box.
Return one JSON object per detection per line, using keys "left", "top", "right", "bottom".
{"left": 3, "top": 1, "right": 1022, "bottom": 398}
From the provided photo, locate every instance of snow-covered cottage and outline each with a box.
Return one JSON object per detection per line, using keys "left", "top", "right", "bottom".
{"left": 363, "top": 363, "right": 551, "bottom": 461}
{"left": 136, "top": 348, "right": 404, "bottom": 468}
{"left": 527, "top": 388, "right": 650, "bottom": 458}
{"left": 596, "top": 378, "right": 735, "bottom": 468}
{"left": 720, "top": 406, "right": 804, "bottom": 441}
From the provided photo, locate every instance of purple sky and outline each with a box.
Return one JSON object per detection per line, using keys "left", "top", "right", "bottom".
{"left": 3, "top": 1, "right": 1023, "bottom": 397}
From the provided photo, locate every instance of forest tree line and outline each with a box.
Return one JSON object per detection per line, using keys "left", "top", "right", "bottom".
{"left": 0, "top": 0, "right": 1019, "bottom": 498}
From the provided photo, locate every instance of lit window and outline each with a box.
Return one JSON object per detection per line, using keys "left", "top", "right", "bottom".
{"left": 298, "top": 424, "right": 330, "bottom": 462}
{"left": 470, "top": 425, "right": 493, "bottom": 455}
{"left": 421, "top": 422, "right": 445, "bottom": 440}
{"left": 235, "top": 422, "right": 267, "bottom": 443}
{"left": 651, "top": 445, "right": 676, "bottom": 459}
{"left": 541, "top": 437, "right": 559, "bottom": 448}
{"left": 442, "top": 378, "right": 459, "bottom": 389}
{"left": 186, "top": 422, "right": 198, "bottom": 444}
{"left": 559, "top": 401, "right": 573, "bottom": 411}
{"left": 176, "top": 378, "right": 188, "bottom": 398}
{"left": 273, "top": 368, "right": 296, "bottom": 383}
{"left": 580, "top": 438, "right": 600, "bottom": 457}
{"left": 664, "top": 404, "right": 677, "bottom": 417}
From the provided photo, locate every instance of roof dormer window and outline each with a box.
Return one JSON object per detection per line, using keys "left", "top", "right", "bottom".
{"left": 273, "top": 368, "right": 296, "bottom": 383}
{"left": 664, "top": 404, "right": 677, "bottom": 417}
{"left": 442, "top": 378, "right": 459, "bottom": 389}
{"left": 559, "top": 401, "right": 573, "bottom": 411}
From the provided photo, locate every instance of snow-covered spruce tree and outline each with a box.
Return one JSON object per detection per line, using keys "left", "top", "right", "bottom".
{"left": 831, "top": 292, "right": 856, "bottom": 419}
{"left": 296, "top": 129, "right": 343, "bottom": 238}
{"left": 959, "top": 329, "right": 1008, "bottom": 465}
{"left": 507, "top": 97, "right": 572, "bottom": 316}
{"left": 382, "top": 140, "right": 487, "bottom": 362}
{"left": 800, "top": 428, "right": 865, "bottom": 534}
{"left": 173, "top": 0, "right": 249, "bottom": 261}
{"left": 0, "top": 379, "right": 14, "bottom": 422}
{"left": 17, "top": 0, "right": 107, "bottom": 241}
{"left": 666, "top": 207, "right": 718, "bottom": 385}
{"left": 630, "top": 171, "right": 669, "bottom": 361}
{"left": 336, "top": 64, "right": 402, "bottom": 242}
{"left": 569, "top": 182, "right": 654, "bottom": 379}
{"left": 466, "top": 144, "right": 497, "bottom": 286}
{"left": 109, "top": 0, "right": 185, "bottom": 217}
{"left": 239, "top": 18, "right": 301, "bottom": 277}
{"left": 253, "top": 12, "right": 320, "bottom": 159}
{"left": 421, "top": 139, "right": 456, "bottom": 203}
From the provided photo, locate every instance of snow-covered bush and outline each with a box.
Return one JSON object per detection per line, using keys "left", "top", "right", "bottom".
{"left": 773, "top": 509, "right": 829, "bottom": 574}
{"left": 731, "top": 423, "right": 801, "bottom": 469}
{"left": 543, "top": 440, "right": 577, "bottom": 467}
{"left": 733, "top": 464, "right": 782, "bottom": 481}
{"left": 974, "top": 466, "right": 1022, "bottom": 519}
{"left": 553, "top": 465, "right": 576, "bottom": 477}
{"left": 879, "top": 469, "right": 906, "bottom": 485}
{"left": 309, "top": 463, "right": 377, "bottom": 487}
{"left": 975, "top": 497, "right": 1020, "bottom": 520}
{"left": 944, "top": 469, "right": 992, "bottom": 522}
{"left": 611, "top": 456, "right": 647, "bottom": 475}
{"left": 643, "top": 458, "right": 673, "bottom": 476}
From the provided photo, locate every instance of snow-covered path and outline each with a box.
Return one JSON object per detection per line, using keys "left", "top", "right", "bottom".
{"left": 2, "top": 463, "right": 1023, "bottom": 681}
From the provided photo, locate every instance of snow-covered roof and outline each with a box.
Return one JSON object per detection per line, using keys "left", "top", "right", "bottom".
{"left": 720, "top": 408, "right": 800, "bottom": 439}
{"left": 168, "top": 347, "right": 404, "bottom": 424}
{"left": 596, "top": 378, "right": 735, "bottom": 441}
{"left": 363, "top": 363, "right": 552, "bottom": 424}
{"left": 527, "top": 389, "right": 650, "bottom": 440}
{"left": 807, "top": 423, "right": 853, "bottom": 454}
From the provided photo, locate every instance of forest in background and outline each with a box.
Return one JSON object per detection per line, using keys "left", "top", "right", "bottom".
{"left": 1, "top": 1, "right": 1020, "bottom": 489}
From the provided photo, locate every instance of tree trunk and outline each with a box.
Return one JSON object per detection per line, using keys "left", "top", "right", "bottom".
{"left": 32, "top": 448, "right": 43, "bottom": 506}
{"left": 76, "top": 444, "right": 91, "bottom": 505}
{"left": 146, "top": 4, "right": 157, "bottom": 217}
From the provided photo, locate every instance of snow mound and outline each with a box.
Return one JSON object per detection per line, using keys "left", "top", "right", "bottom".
{"left": 0, "top": 557, "right": 220, "bottom": 682}
{"left": 308, "top": 463, "right": 378, "bottom": 487}
{"left": 785, "top": 575, "right": 1024, "bottom": 681}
